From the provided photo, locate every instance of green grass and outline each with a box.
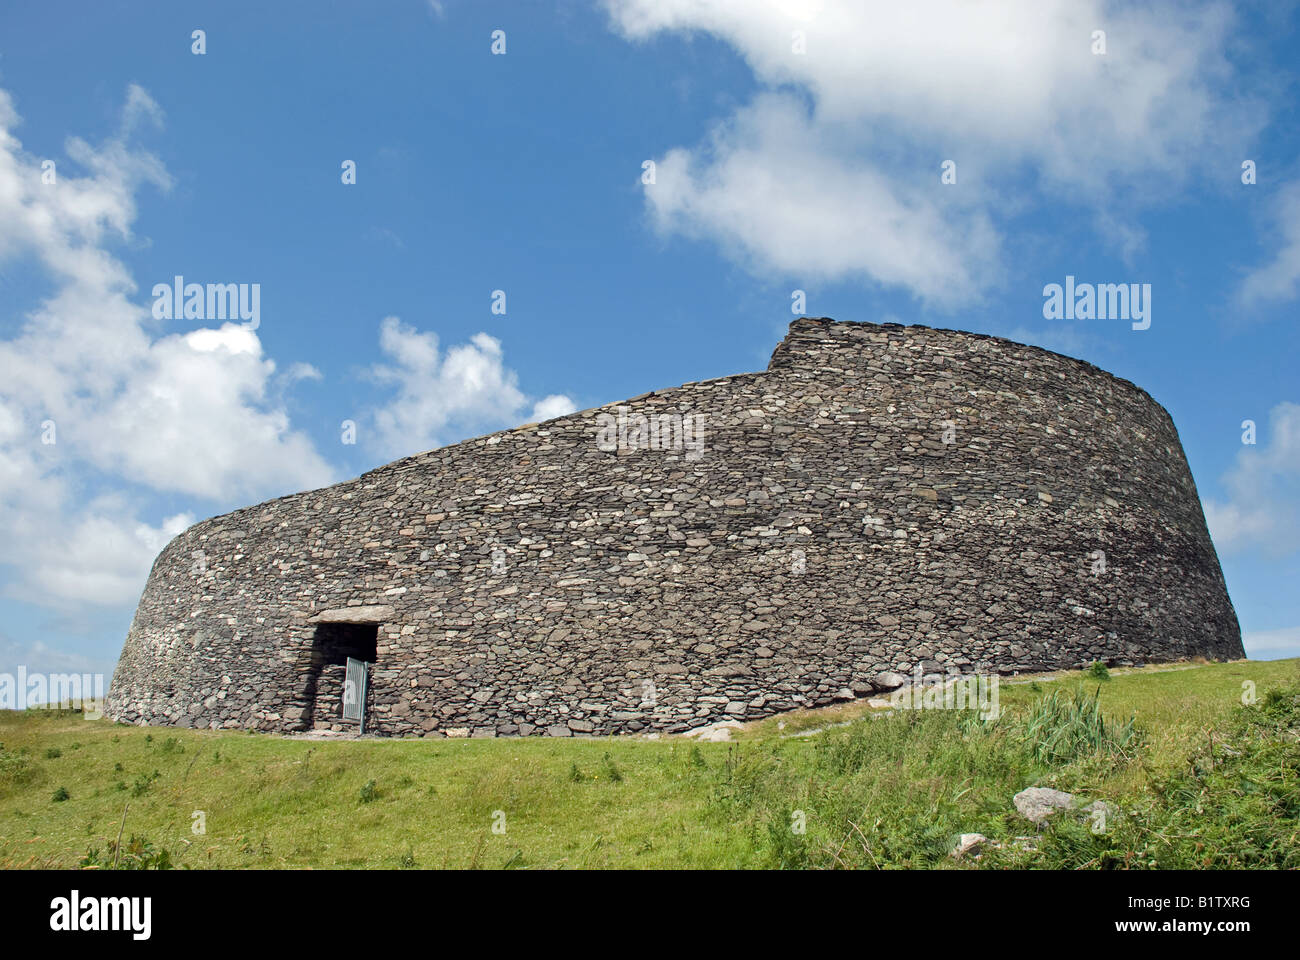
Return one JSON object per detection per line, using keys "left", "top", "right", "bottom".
{"left": 1020, "top": 685, "right": 1137, "bottom": 765}
{"left": 1, "top": 658, "right": 1296, "bottom": 869}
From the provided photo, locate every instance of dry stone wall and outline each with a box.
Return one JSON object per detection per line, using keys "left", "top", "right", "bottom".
{"left": 105, "top": 318, "right": 1243, "bottom": 737}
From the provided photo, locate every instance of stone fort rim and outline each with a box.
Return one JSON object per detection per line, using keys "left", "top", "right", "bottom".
{"left": 105, "top": 318, "right": 1242, "bottom": 737}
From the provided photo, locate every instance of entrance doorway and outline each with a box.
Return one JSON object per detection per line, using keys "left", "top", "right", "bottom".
{"left": 300, "top": 622, "right": 378, "bottom": 729}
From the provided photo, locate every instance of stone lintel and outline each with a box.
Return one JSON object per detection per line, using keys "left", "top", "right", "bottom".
{"left": 309, "top": 605, "right": 395, "bottom": 624}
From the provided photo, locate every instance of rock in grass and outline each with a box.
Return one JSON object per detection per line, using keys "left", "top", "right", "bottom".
{"left": 1013, "top": 786, "right": 1076, "bottom": 824}
{"left": 951, "top": 833, "right": 988, "bottom": 859}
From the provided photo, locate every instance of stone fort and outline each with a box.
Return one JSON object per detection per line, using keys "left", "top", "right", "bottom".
{"left": 105, "top": 318, "right": 1243, "bottom": 737}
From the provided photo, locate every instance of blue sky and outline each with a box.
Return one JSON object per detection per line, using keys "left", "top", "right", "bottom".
{"left": 1, "top": 0, "right": 1298, "bottom": 685}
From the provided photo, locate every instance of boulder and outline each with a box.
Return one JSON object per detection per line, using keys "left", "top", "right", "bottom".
{"left": 1013, "top": 786, "right": 1076, "bottom": 824}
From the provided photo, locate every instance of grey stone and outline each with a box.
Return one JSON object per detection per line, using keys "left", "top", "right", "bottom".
{"left": 951, "top": 833, "right": 988, "bottom": 859}
{"left": 1013, "top": 787, "right": 1076, "bottom": 824}
{"left": 308, "top": 605, "right": 396, "bottom": 624}
{"left": 873, "top": 672, "right": 908, "bottom": 691}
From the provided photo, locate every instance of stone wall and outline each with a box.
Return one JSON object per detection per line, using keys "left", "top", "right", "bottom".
{"left": 105, "top": 318, "right": 1243, "bottom": 737}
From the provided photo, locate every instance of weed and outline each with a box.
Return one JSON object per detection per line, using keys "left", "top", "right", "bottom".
{"left": 0, "top": 752, "right": 33, "bottom": 786}
{"left": 131, "top": 771, "right": 161, "bottom": 797}
{"left": 1087, "top": 661, "right": 1111, "bottom": 682}
{"left": 600, "top": 752, "right": 623, "bottom": 783}
{"left": 81, "top": 834, "right": 173, "bottom": 870}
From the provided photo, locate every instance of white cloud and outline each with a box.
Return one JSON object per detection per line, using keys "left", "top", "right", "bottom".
{"left": 645, "top": 94, "right": 1001, "bottom": 307}
{"left": 24, "top": 505, "right": 194, "bottom": 608}
{"left": 0, "top": 86, "right": 570, "bottom": 610}
{"left": 531, "top": 394, "right": 578, "bottom": 422}
{"left": 1241, "top": 626, "right": 1300, "bottom": 661}
{"left": 284, "top": 361, "right": 324, "bottom": 384}
{"left": 368, "top": 317, "right": 576, "bottom": 458}
{"left": 1241, "top": 178, "right": 1300, "bottom": 305}
{"left": 78, "top": 322, "right": 333, "bottom": 500}
{"left": 0, "top": 85, "right": 336, "bottom": 608}
{"left": 1204, "top": 401, "right": 1300, "bottom": 555}
{"left": 605, "top": 0, "right": 1258, "bottom": 304}
{"left": 121, "top": 83, "right": 165, "bottom": 134}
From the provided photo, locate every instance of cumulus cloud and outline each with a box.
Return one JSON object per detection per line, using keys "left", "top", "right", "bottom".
{"left": 368, "top": 317, "right": 576, "bottom": 459}
{"left": 1240, "top": 178, "right": 1300, "bottom": 305}
{"left": 645, "top": 94, "right": 1001, "bottom": 306}
{"left": 1204, "top": 402, "right": 1300, "bottom": 555}
{"left": 77, "top": 323, "right": 334, "bottom": 500}
{"left": 604, "top": 0, "right": 1258, "bottom": 305}
{"left": 24, "top": 505, "right": 194, "bottom": 608}
{"left": 0, "top": 85, "right": 335, "bottom": 608}
{"left": 531, "top": 394, "right": 579, "bottom": 422}
{"left": 0, "top": 85, "right": 572, "bottom": 610}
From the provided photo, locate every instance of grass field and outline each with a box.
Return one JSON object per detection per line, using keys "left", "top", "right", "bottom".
{"left": 2, "top": 657, "right": 1297, "bottom": 869}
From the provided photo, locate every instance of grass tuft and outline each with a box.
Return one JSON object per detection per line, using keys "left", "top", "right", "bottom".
{"left": 1020, "top": 685, "right": 1136, "bottom": 765}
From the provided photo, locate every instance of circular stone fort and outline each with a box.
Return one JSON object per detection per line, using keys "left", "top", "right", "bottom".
{"left": 105, "top": 318, "right": 1243, "bottom": 737}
